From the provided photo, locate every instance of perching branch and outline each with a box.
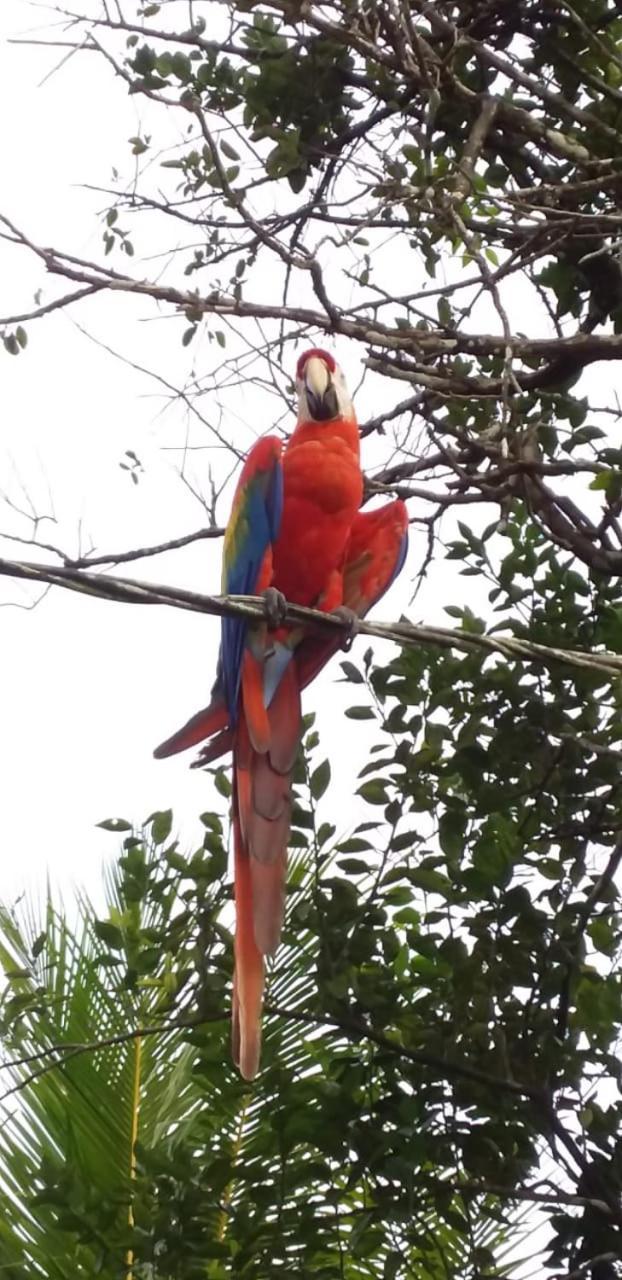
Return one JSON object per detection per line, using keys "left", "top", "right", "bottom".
{"left": 1, "top": 552, "right": 622, "bottom": 679}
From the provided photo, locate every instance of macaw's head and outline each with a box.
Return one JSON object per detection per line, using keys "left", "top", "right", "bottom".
{"left": 295, "top": 348, "right": 354, "bottom": 424}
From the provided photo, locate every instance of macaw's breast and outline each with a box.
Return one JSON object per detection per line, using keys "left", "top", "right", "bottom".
{"left": 272, "top": 419, "right": 363, "bottom": 607}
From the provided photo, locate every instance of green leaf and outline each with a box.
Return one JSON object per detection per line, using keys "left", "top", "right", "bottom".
{"left": 337, "top": 837, "right": 373, "bottom": 853}
{"left": 97, "top": 818, "right": 133, "bottom": 832}
{"left": 438, "top": 810, "right": 466, "bottom": 861}
{"left": 340, "top": 661, "right": 364, "bottom": 683}
{"left": 345, "top": 705, "right": 375, "bottom": 720}
{"left": 437, "top": 296, "right": 452, "bottom": 327}
{"left": 590, "top": 471, "right": 614, "bottom": 490}
{"left": 357, "top": 780, "right": 389, "bottom": 804}
{"left": 214, "top": 769, "right": 231, "bottom": 799}
{"left": 93, "top": 920, "right": 125, "bottom": 949}
{"left": 588, "top": 918, "right": 616, "bottom": 956}
{"left": 337, "top": 858, "right": 369, "bottom": 874}
{"left": 150, "top": 810, "right": 173, "bottom": 845}
{"left": 310, "top": 759, "right": 331, "bottom": 801}
{"left": 220, "top": 139, "right": 240, "bottom": 161}
{"left": 31, "top": 932, "right": 46, "bottom": 959}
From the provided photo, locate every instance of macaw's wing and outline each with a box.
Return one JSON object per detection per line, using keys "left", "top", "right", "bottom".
{"left": 294, "top": 498, "right": 409, "bottom": 690}
{"left": 342, "top": 499, "right": 409, "bottom": 615}
{"left": 221, "top": 435, "right": 283, "bottom": 724}
{"left": 152, "top": 436, "right": 282, "bottom": 761}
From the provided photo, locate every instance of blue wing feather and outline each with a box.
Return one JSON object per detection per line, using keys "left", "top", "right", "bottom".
{"left": 220, "top": 437, "right": 283, "bottom": 723}
{"left": 385, "top": 524, "right": 408, "bottom": 595}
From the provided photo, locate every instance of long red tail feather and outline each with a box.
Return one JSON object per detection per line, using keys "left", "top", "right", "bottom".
{"left": 231, "top": 659, "right": 302, "bottom": 1073}
{"left": 232, "top": 811, "right": 264, "bottom": 1081}
{"left": 153, "top": 699, "right": 228, "bottom": 759}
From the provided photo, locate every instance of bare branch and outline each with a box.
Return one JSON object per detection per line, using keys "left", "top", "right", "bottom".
{"left": 64, "top": 526, "right": 226, "bottom": 569}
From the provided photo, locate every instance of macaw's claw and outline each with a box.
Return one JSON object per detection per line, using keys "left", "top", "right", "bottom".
{"left": 262, "top": 586, "right": 288, "bottom": 629}
{"left": 332, "top": 605, "right": 360, "bottom": 652}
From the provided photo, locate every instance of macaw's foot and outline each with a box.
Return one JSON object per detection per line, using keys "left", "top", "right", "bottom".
{"left": 262, "top": 586, "right": 288, "bottom": 628}
{"left": 332, "top": 605, "right": 360, "bottom": 652}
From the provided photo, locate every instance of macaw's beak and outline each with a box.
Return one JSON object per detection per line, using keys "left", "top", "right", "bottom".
{"left": 304, "top": 356, "right": 339, "bottom": 421}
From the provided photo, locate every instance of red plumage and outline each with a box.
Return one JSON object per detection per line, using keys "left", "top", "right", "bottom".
{"left": 155, "top": 351, "right": 408, "bottom": 1079}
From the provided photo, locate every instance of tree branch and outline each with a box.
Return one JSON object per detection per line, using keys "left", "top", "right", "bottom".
{"left": 5, "top": 214, "right": 622, "bottom": 398}
{"left": 0, "top": 553, "right": 621, "bottom": 679}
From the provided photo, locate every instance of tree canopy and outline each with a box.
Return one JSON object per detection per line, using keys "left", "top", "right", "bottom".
{"left": 2, "top": 1, "right": 622, "bottom": 1276}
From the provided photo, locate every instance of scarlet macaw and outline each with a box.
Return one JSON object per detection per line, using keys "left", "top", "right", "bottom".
{"left": 155, "top": 349, "right": 408, "bottom": 1079}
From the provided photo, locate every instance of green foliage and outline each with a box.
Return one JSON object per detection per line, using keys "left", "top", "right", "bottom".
{"left": 2, "top": 685, "right": 622, "bottom": 1275}
{"left": 0, "top": 815, "right": 233, "bottom": 1277}
{"left": 242, "top": 26, "right": 353, "bottom": 190}
{"left": 3, "top": 326, "right": 27, "bottom": 355}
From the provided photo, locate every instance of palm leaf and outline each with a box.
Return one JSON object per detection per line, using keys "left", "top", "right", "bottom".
{"left": 0, "top": 820, "right": 236, "bottom": 1277}
{"left": 0, "top": 785, "right": 550, "bottom": 1277}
